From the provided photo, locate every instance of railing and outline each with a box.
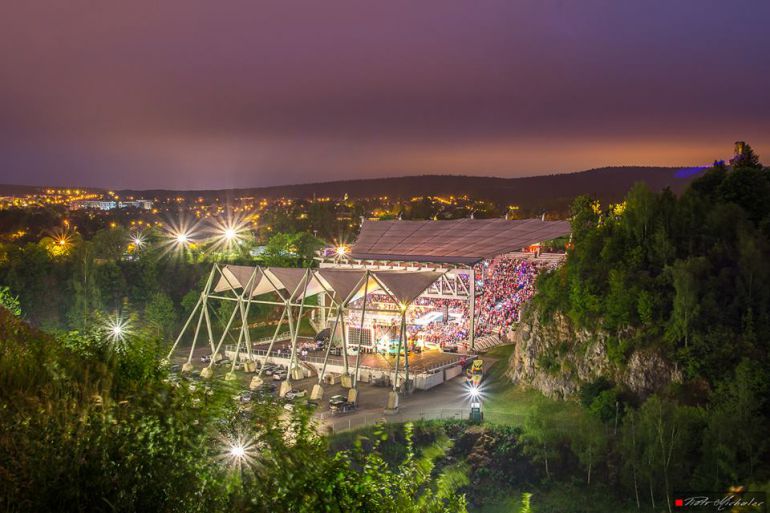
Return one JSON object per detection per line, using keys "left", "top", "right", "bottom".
{"left": 321, "top": 408, "right": 529, "bottom": 434}
{"left": 251, "top": 331, "right": 291, "bottom": 345}
{"left": 322, "top": 408, "right": 469, "bottom": 433}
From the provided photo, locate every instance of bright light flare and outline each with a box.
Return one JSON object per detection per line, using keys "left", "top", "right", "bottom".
{"left": 218, "top": 433, "right": 258, "bottom": 472}
{"left": 336, "top": 245, "right": 348, "bottom": 256}
{"left": 130, "top": 232, "right": 145, "bottom": 249}
{"left": 104, "top": 315, "right": 131, "bottom": 349}
{"left": 160, "top": 216, "right": 199, "bottom": 258}
{"left": 46, "top": 227, "right": 74, "bottom": 257}
{"left": 466, "top": 384, "right": 484, "bottom": 401}
{"left": 206, "top": 212, "right": 249, "bottom": 254}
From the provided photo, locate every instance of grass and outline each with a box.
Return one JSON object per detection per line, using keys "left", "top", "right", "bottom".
{"left": 434, "top": 461, "right": 470, "bottom": 500}
{"left": 480, "top": 345, "right": 542, "bottom": 426}
{"left": 480, "top": 344, "right": 583, "bottom": 427}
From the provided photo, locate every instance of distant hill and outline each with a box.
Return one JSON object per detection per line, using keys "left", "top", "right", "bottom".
{"left": 0, "top": 184, "right": 56, "bottom": 196}
{"left": 0, "top": 166, "right": 704, "bottom": 212}
{"left": 120, "top": 166, "right": 702, "bottom": 211}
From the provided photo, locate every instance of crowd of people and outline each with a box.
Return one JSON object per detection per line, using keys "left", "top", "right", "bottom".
{"left": 339, "top": 256, "right": 554, "bottom": 352}
{"left": 473, "top": 257, "right": 543, "bottom": 336}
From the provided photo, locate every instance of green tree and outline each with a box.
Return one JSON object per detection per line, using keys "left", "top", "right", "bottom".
{"left": 666, "top": 257, "right": 707, "bottom": 348}
{"left": 145, "top": 291, "right": 177, "bottom": 339}
{"left": 0, "top": 286, "right": 21, "bottom": 316}
{"left": 68, "top": 241, "right": 101, "bottom": 331}
{"left": 697, "top": 359, "right": 770, "bottom": 488}
{"left": 569, "top": 411, "right": 607, "bottom": 486}
{"left": 92, "top": 226, "right": 129, "bottom": 261}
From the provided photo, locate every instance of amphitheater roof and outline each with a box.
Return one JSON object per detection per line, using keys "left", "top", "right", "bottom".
{"left": 350, "top": 218, "right": 571, "bottom": 265}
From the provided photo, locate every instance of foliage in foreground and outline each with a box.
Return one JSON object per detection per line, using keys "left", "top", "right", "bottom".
{"left": 0, "top": 308, "right": 465, "bottom": 513}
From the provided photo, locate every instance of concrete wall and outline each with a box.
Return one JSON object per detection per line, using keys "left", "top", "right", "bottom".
{"left": 444, "top": 365, "right": 463, "bottom": 381}
{"left": 414, "top": 371, "right": 445, "bottom": 390}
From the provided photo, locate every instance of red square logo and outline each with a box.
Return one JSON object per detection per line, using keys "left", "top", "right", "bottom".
{"left": 674, "top": 498, "right": 684, "bottom": 507}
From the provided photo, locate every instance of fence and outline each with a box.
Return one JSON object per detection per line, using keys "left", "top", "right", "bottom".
{"left": 322, "top": 408, "right": 469, "bottom": 433}
{"left": 322, "top": 408, "right": 529, "bottom": 434}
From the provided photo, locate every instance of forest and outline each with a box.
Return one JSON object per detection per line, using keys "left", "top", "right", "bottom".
{"left": 527, "top": 143, "right": 770, "bottom": 508}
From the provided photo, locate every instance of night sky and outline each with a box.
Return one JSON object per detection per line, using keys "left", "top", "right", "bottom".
{"left": 1, "top": 1, "right": 769, "bottom": 189}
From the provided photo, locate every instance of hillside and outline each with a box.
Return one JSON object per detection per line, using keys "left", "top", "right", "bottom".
{"left": 117, "top": 166, "right": 698, "bottom": 209}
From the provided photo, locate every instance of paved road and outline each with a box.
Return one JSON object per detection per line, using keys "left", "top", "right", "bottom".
{"left": 171, "top": 340, "right": 502, "bottom": 433}
{"left": 319, "top": 356, "right": 501, "bottom": 433}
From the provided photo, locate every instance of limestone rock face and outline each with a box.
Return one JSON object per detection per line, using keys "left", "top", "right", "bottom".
{"left": 623, "top": 349, "right": 682, "bottom": 397}
{"left": 506, "top": 310, "right": 681, "bottom": 399}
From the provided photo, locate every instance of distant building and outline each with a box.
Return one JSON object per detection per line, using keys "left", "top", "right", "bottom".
{"left": 249, "top": 246, "right": 268, "bottom": 257}
{"left": 71, "top": 200, "right": 118, "bottom": 210}
{"left": 120, "top": 199, "right": 153, "bottom": 210}
{"left": 71, "top": 199, "right": 153, "bottom": 210}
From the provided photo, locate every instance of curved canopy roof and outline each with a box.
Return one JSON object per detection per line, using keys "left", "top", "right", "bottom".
{"left": 212, "top": 265, "right": 445, "bottom": 307}
{"left": 350, "top": 218, "right": 571, "bottom": 265}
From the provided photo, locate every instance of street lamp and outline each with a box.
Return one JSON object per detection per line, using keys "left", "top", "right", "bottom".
{"left": 105, "top": 315, "right": 131, "bottom": 348}
{"left": 229, "top": 444, "right": 245, "bottom": 459}
{"left": 131, "top": 233, "right": 145, "bottom": 248}
{"left": 468, "top": 385, "right": 483, "bottom": 422}
{"left": 220, "top": 434, "right": 257, "bottom": 472}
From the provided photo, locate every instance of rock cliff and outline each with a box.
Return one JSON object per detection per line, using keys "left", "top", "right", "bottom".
{"left": 505, "top": 310, "right": 682, "bottom": 399}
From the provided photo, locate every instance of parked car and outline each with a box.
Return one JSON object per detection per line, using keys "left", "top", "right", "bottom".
{"left": 273, "top": 371, "right": 288, "bottom": 381}
{"left": 443, "top": 345, "right": 458, "bottom": 353}
{"left": 329, "top": 394, "right": 356, "bottom": 414}
{"left": 253, "top": 384, "right": 276, "bottom": 398}
{"left": 330, "top": 400, "right": 356, "bottom": 414}
{"left": 200, "top": 354, "right": 212, "bottom": 363}
{"left": 215, "top": 357, "right": 232, "bottom": 366}
{"left": 285, "top": 389, "right": 306, "bottom": 400}
{"left": 235, "top": 391, "right": 252, "bottom": 403}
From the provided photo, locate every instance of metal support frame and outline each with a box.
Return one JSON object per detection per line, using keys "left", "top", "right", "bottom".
{"left": 469, "top": 265, "right": 476, "bottom": 352}
{"left": 170, "top": 264, "right": 441, "bottom": 396}
{"left": 286, "top": 268, "right": 312, "bottom": 383}
{"left": 352, "top": 270, "right": 370, "bottom": 386}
